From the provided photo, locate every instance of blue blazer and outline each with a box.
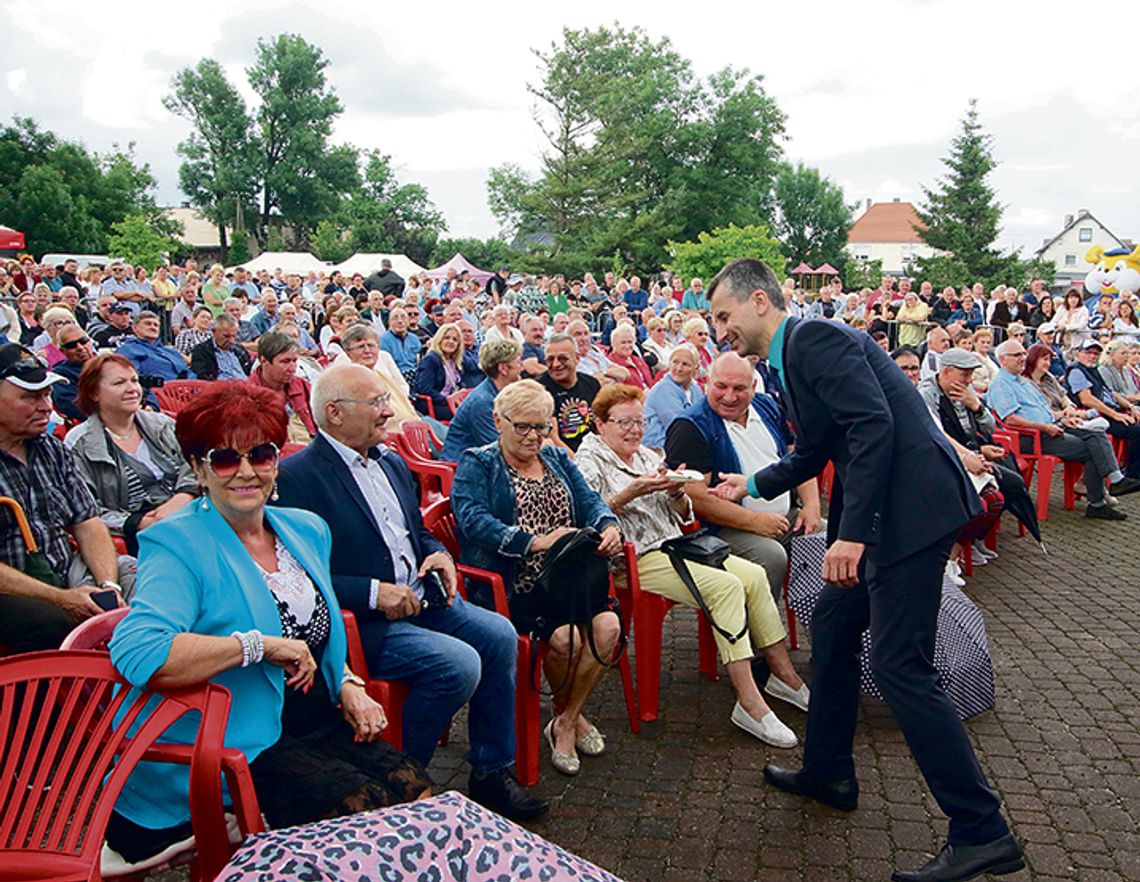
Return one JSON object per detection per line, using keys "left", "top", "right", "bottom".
{"left": 273, "top": 434, "right": 446, "bottom": 649}
{"left": 751, "top": 317, "right": 979, "bottom": 566}
{"left": 109, "top": 500, "right": 344, "bottom": 829}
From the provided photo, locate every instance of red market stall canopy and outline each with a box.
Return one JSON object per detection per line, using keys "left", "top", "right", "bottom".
{"left": 790, "top": 262, "right": 839, "bottom": 276}
{"left": 0, "top": 226, "right": 26, "bottom": 250}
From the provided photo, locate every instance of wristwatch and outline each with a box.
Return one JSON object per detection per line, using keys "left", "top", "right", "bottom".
{"left": 341, "top": 670, "right": 366, "bottom": 689}
{"left": 98, "top": 581, "right": 122, "bottom": 592}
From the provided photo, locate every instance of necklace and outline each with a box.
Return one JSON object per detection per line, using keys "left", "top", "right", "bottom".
{"left": 106, "top": 423, "right": 136, "bottom": 442}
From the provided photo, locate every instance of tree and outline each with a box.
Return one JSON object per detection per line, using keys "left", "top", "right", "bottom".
{"left": 164, "top": 59, "right": 259, "bottom": 252}
{"left": 107, "top": 213, "right": 178, "bottom": 269}
{"left": 311, "top": 219, "right": 351, "bottom": 263}
{"left": 14, "top": 164, "right": 103, "bottom": 253}
{"left": 773, "top": 162, "right": 851, "bottom": 273}
{"left": 497, "top": 24, "right": 785, "bottom": 271}
{"left": 915, "top": 100, "right": 1023, "bottom": 287}
{"left": 343, "top": 151, "right": 446, "bottom": 265}
{"left": 846, "top": 258, "right": 884, "bottom": 290}
{"left": 667, "top": 224, "right": 786, "bottom": 285}
{"left": 227, "top": 231, "right": 252, "bottom": 265}
{"left": 428, "top": 237, "right": 518, "bottom": 272}
{"left": 247, "top": 34, "right": 355, "bottom": 237}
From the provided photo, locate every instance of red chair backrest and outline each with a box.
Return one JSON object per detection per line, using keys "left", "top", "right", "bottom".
{"left": 60, "top": 607, "right": 130, "bottom": 651}
{"left": 398, "top": 421, "right": 441, "bottom": 461}
{"left": 280, "top": 441, "right": 307, "bottom": 458}
{"left": 154, "top": 380, "right": 215, "bottom": 416}
{"left": 0, "top": 650, "right": 233, "bottom": 882}
{"left": 421, "top": 498, "right": 461, "bottom": 559}
{"left": 446, "top": 387, "right": 473, "bottom": 415}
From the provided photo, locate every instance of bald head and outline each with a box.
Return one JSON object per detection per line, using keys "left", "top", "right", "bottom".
{"left": 311, "top": 363, "right": 384, "bottom": 430}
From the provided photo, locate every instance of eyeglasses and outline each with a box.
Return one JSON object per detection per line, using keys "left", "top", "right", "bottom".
{"left": 503, "top": 418, "right": 553, "bottom": 437}
{"left": 60, "top": 336, "right": 91, "bottom": 350}
{"left": 334, "top": 393, "right": 392, "bottom": 410}
{"left": 203, "top": 443, "right": 280, "bottom": 478}
{"left": 608, "top": 417, "right": 646, "bottom": 431}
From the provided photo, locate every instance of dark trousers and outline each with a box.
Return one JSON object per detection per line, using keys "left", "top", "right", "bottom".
{"left": 1105, "top": 418, "right": 1140, "bottom": 477}
{"left": 803, "top": 532, "right": 1008, "bottom": 846}
{"left": 0, "top": 595, "right": 73, "bottom": 653}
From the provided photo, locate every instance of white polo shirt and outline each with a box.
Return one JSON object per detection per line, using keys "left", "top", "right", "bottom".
{"left": 724, "top": 409, "right": 790, "bottom": 515}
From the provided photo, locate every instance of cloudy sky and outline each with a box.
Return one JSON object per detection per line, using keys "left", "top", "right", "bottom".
{"left": 4, "top": 0, "right": 1134, "bottom": 255}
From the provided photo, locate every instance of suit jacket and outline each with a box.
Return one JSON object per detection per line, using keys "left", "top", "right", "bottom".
{"left": 752, "top": 317, "right": 979, "bottom": 566}
{"left": 273, "top": 433, "right": 447, "bottom": 648}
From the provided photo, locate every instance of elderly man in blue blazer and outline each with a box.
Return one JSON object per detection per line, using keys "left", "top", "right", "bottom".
{"left": 708, "top": 259, "right": 1022, "bottom": 882}
{"left": 274, "top": 363, "right": 547, "bottom": 822}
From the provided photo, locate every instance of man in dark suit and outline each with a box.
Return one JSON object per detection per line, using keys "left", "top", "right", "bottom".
{"left": 274, "top": 363, "right": 547, "bottom": 822}
{"left": 189, "top": 314, "right": 252, "bottom": 381}
{"left": 708, "top": 258, "right": 1021, "bottom": 882}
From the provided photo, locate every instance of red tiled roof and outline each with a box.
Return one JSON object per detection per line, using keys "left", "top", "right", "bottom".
{"left": 847, "top": 202, "right": 926, "bottom": 244}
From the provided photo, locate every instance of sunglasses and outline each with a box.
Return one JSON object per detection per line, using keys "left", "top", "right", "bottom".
{"left": 202, "top": 443, "right": 280, "bottom": 478}
{"left": 60, "top": 336, "right": 91, "bottom": 350}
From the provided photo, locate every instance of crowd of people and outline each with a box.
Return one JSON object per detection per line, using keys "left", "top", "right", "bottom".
{"left": 5, "top": 248, "right": 1125, "bottom": 881}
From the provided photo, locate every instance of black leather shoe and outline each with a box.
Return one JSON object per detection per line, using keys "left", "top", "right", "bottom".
{"left": 1086, "top": 504, "right": 1127, "bottom": 520}
{"left": 891, "top": 834, "right": 1024, "bottom": 882}
{"left": 468, "top": 768, "right": 549, "bottom": 822}
{"left": 763, "top": 765, "right": 858, "bottom": 811}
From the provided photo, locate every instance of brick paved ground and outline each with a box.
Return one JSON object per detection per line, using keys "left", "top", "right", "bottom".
{"left": 156, "top": 486, "right": 1140, "bottom": 881}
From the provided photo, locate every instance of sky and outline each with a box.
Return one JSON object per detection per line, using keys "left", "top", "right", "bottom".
{"left": 3, "top": 0, "right": 1135, "bottom": 256}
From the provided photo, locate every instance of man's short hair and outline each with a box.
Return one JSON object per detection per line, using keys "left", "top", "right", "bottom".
{"left": 132, "top": 310, "right": 161, "bottom": 326}
{"left": 891, "top": 345, "right": 921, "bottom": 362}
{"left": 546, "top": 333, "right": 575, "bottom": 349}
{"left": 258, "top": 331, "right": 300, "bottom": 363}
{"left": 994, "top": 340, "right": 1021, "bottom": 358}
{"left": 707, "top": 259, "right": 785, "bottom": 310}
{"left": 479, "top": 338, "right": 522, "bottom": 378}
{"left": 341, "top": 323, "right": 381, "bottom": 349}
{"left": 223, "top": 297, "right": 243, "bottom": 311}
{"left": 213, "top": 313, "right": 239, "bottom": 329}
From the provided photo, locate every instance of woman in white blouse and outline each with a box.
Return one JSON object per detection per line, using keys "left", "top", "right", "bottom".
{"left": 574, "top": 383, "right": 807, "bottom": 749}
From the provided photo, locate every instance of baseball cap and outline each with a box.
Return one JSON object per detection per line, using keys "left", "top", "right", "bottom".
{"left": 0, "top": 344, "right": 66, "bottom": 391}
{"left": 507, "top": 274, "right": 523, "bottom": 285}
{"left": 940, "top": 349, "right": 980, "bottom": 370}
{"left": 1079, "top": 339, "right": 1103, "bottom": 351}
{"left": 108, "top": 302, "right": 133, "bottom": 314}
{"left": 1037, "top": 322, "right": 1056, "bottom": 334}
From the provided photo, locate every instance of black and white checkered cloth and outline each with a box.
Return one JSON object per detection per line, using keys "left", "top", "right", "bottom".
{"left": 788, "top": 533, "right": 995, "bottom": 719}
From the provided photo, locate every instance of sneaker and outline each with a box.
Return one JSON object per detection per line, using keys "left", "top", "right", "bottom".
{"left": 1086, "top": 504, "right": 1127, "bottom": 521}
{"left": 943, "top": 559, "right": 966, "bottom": 587}
{"left": 1109, "top": 477, "right": 1140, "bottom": 496}
{"left": 972, "top": 540, "right": 997, "bottom": 561}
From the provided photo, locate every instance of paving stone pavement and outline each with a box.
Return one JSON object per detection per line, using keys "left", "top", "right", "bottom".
{"left": 156, "top": 486, "right": 1140, "bottom": 881}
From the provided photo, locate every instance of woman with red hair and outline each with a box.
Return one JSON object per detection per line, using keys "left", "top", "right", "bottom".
{"left": 107, "top": 383, "right": 430, "bottom": 872}
{"left": 65, "top": 354, "right": 197, "bottom": 554}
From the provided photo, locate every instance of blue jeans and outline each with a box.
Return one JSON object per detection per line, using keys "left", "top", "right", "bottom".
{"left": 365, "top": 595, "right": 518, "bottom": 774}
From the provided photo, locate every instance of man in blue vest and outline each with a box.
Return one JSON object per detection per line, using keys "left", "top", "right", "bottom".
{"left": 664, "top": 352, "right": 822, "bottom": 595}
{"left": 707, "top": 257, "right": 1022, "bottom": 882}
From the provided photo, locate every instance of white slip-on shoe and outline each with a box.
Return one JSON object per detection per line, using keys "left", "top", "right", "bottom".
{"left": 763, "top": 676, "right": 811, "bottom": 712}
{"left": 731, "top": 702, "right": 797, "bottom": 748}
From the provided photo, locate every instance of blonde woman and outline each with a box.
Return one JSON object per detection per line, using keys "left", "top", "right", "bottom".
{"left": 682, "top": 315, "right": 715, "bottom": 388}
{"left": 971, "top": 328, "right": 1001, "bottom": 392}
{"left": 414, "top": 322, "right": 476, "bottom": 419}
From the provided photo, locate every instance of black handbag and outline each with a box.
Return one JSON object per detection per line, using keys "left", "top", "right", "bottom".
{"left": 529, "top": 528, "right": 626, "bottom": 692}
{"left": 659, "top": 530, "right": 747, "bottom": 644}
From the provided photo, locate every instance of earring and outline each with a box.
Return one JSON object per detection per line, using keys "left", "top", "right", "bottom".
{"left": 271, "top": 482, "right": 279, "bottom": 502}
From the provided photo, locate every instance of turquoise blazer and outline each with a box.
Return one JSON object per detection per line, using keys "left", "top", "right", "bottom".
{"left": 109, "top": 498, "right": 345, "bottom": 830}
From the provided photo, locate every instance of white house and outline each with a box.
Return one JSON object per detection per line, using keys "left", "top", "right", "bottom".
{"left": 1034, "top": 209, "right": 1131, "bottom": 291}
{"left": 845, "top": 200, "right": 938, "bottom": 275}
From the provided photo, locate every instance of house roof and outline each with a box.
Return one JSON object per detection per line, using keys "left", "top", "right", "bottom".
{"left": 1034, "top": 210, "right": 1126, "bottom": 257}
{"left": 847, "top": 202, "right": 926, "bottom": 244}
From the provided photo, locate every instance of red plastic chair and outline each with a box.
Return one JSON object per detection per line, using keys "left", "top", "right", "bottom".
{"left": 991, "top": 412, "right": 1080, "bottom": 520}
{"left": 446, "top": 388, "right": 473, "bottom": 415}
{"left": 396, "top": 421, "right": 442, "bottom": 460}
{"left": 153, "top": 380, "right": 216, "bottom": 416}
{"left": 0, "top": 650, "right": 262, "bottom": 882}
{"left": 341, "top": 610, "right": 411, "bottom": 751}
{"left": 421, "top": 498, "right": 640, "bottom": 786}
{"left": 389, "top": 431, "right": 455, "bottom": 505}
{"left": 60, "top": 608, "right": 130, "bottom": 651}
{"left": 280, "top": 441, "right": 307, "bottom": 458}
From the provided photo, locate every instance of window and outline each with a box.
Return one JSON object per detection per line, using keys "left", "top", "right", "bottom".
{"left": 1079, "top": 227, "right": 1093, "bottom": 242}
{"left": 852, "top": 245, "right": 870, "bottom": 260}
{"left": 1065, "top": 254, "right": 1077, "bottom": 266}
{"left": 900, "top": 244, "right": 917, "bottom": 260}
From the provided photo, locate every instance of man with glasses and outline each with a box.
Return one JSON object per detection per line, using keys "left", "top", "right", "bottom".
{"left": 0, "top": 343, "right": 135, "bottom": 653}
{"left": 100, "top": 262, "right": 146, "bottom": 315}
{"left": 51, "top": 324, "right": 95, "bottom": 421}
{"left": 275, "top": 364, "right": 548, "bottom": 822}
{"left": 989, "top": 339, "right": 1137, "bottom": 520}
{"left": 189, "top": 314, "right": 252, "bottom": 381}
{"left": 891, "top": 346, "right": 923, "bottom": 385}
{"left": 537, "top": 334, "right": 600, "bottom": 452}
{"left": 665, "top": 353, "right": 823, "bottom": 593}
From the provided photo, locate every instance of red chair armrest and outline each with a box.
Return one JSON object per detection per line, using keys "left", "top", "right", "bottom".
{"left": 457, "top": 565, "right": 512, "bottom": 619}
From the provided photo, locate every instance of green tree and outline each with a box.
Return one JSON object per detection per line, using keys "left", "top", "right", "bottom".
{"left": 773, "top": 162, "right": 851, "bottom": 272}
{"left": 107, "top": 213, "right": 178, "bottom": 269}
{"left": 497, "top": 24, "right": 785, "bottom": 271}
{"left": 14, "top": 164, "right": 103, "bottom": 253}
{"left": 164, "top": 58, "right": 259, "bottom": 251}
{"left": 915, "top": 100, "right": 1023, "bottom": 287}
{"left": 227, "top": 231, "right": 252, "bottom": 265}
{"left": 247, "top": 34, "right": 355, "bottom": 236}
{"left": 344, "top": 151, "right": 446, "bottom": 265}
{"left": 428, "top": 237, "right": 518, "bottom": 271}
{"left": 666, "top": 224, "right": 785, "bottom": 285}
{"left": 846, "top": 258, "right": 884, "bottom": 290}
{"left": 311, "top": 218, "right": 351, "bottom": 263}
{"left": 265, "top": 227, "right": 287, "bottom": 252}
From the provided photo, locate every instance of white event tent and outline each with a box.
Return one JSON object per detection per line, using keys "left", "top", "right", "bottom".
{"left": 333, "top": 253, "right": 426, "bottom": 279}
{"left": 229, "top": 251, "right": 329, "bottom": 276}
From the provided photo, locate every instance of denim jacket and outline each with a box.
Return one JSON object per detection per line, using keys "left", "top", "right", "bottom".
{"left": 452, "top": 443, "right": 619, "bottom": 602}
